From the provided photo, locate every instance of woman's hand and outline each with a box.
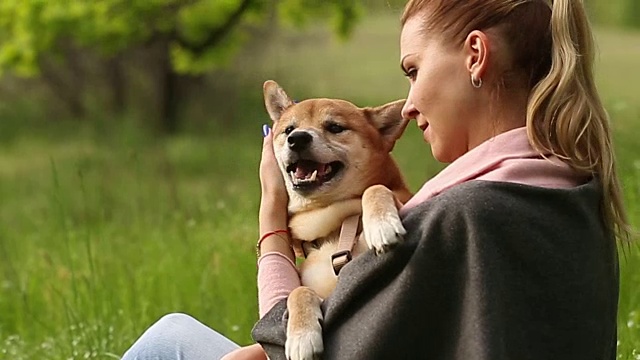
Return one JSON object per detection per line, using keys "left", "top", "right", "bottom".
{"left": 258, "top": 125, "right": 293, "bottom": 260}
{"left": 259, "top": 125, "right": 288, "bottom": 209}
{"left": 220, "top": 344, "right": 268, "bottom": 360}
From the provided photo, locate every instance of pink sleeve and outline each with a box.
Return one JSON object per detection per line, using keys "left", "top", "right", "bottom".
{"left": 257, "top": 252, "right": 301, "bottom": 318}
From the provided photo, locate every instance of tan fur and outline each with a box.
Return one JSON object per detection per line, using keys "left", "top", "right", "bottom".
{"left": 363, "top": 184, "right": 404, "bottom": 217}
{"left": 263, "top": 80, "right": 411, "bottom": 360}
{"left": 288, "top": 199, "right": 362, "bottom": 241}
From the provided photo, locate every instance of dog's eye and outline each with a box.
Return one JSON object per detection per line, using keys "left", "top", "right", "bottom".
{"left": 326, "top": 123, "right": 346, "bottom": 134}
{"left": 284, "top": 126, "right": 295, "bottom": 135}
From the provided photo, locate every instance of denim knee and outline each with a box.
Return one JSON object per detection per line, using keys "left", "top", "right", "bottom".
{"left": 154, "top": 313, "right": 203, "bottom": 335}
{"left": 122, "top": 313, "right": 239, "bottom": 360}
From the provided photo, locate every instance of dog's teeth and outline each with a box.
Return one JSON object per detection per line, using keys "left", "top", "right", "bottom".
{"left": 325, "top": 165, "right": 332, "bottom": 174}
{"left": 290, "top": 172, "right": 300, "bottom": 185}
{"left": 309, "top": 170, "right": 318, "bottom": 182}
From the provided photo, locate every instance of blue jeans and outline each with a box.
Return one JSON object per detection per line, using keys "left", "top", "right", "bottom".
{"left": 121, "top": 313, "right": 240, "bottom": 360}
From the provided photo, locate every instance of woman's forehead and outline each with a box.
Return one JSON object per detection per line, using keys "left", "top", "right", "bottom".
{"left": 400, "top": 16, "right": 437, "bottom": 58}
{"left": 400, "top": 17, "right": 423, "bottom": 52}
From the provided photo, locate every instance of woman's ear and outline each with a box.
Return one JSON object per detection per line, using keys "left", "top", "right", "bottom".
{"left": 464, "top": 30, "right": 490, "bottom": 81}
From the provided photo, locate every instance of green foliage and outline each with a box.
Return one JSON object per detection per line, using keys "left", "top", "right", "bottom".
{"left": 0, "top": 7, "right": 640, "bottom": 359}
{"left": 0, "top": 0, "right": 363, "bottom": 78}
{"left": 621, "top": 0, "right": 640, "bottom": 29}
{"left": 0, "top": 14, "right": 640, "bottom": 359}
{"left": 277, "top": 0, "right": 362, "bottom": 39}
{"left": 586, "top": 0, "right": 640, "bottom": 29}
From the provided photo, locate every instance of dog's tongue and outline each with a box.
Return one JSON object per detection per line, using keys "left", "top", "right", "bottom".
{"left": 295, "top": 160, "right": 327, "bottom": 179}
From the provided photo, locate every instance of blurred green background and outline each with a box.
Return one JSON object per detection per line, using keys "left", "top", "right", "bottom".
{"left": 0, "top": 1, "right": 638, "bottom": 359}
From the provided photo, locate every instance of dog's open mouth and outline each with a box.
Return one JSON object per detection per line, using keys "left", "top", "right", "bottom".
{"left": 286, "top": 160, "right": 344, "bottom": 190}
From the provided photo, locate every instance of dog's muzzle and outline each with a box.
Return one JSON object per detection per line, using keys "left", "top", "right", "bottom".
{"left": 287, "top": 131, "right": 313, "bottom": 152}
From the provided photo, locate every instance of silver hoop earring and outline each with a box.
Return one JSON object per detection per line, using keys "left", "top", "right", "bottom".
{"left": 471, "top": 75, "right": 483, "bottom": 89}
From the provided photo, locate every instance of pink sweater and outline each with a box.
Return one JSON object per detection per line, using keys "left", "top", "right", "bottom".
{"left": 257, "top": 127, "right": 583, "bottom": 317}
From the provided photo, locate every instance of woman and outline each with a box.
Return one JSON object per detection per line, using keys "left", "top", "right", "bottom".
{"left": 121, "top": 0, "right": 626, "bottom": 359}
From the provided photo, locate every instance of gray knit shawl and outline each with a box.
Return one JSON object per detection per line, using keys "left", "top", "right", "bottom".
{"left": 252, "top": 179, "right": 619, "bottom": 360}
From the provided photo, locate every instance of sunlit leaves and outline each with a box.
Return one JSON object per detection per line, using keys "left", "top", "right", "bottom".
{"left": 0, "top": 0, "right": 362, "bottom": 77}
{"left": 172, "top": 30, "right": 244, "bottom": 74}
{"left": 277, "top": 0, "right": 361, "bottom": 38}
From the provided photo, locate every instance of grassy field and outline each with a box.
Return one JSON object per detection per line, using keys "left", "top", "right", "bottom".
{"left": 1, "top": 14, "right": 639, "bottom": 359}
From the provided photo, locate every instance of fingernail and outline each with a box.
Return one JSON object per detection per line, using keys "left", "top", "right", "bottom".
{"left": 262, "top": 124, "right": 270, "bottom": 137}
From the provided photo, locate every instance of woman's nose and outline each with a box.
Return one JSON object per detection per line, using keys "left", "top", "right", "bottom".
{"left": 401, "top": 98, "right": 418, "bottom": 120}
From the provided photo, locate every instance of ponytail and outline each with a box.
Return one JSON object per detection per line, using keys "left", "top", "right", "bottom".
{"left": 526, "top": 0, "right": 630, "bottom": 240}
{"left": 400, "top": 0, "right": 631, "bottom": 240}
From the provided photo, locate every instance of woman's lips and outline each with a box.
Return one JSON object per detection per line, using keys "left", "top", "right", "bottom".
{"left": 418, "top": 121, "right": 430, "bottom": 142}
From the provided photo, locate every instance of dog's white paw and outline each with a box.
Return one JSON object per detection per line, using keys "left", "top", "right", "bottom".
{"left": 286, "top": 287, "right": 324, "bottom": 360}
{"left": 363, "top": 209, "right": 406, "bottom": 254}
{"left": 285, "top": 319, "right": 323, "bottom": 360}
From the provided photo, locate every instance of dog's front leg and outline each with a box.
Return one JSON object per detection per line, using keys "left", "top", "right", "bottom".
{"left": 361, "top": 184, "right": 406, "bottom": 254}
{"left": 285, "top": 286, "right": 323, "bottom": 360}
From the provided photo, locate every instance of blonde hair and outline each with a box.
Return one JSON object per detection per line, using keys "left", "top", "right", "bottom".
{"left": 402, "top": 0, "right": 630, "bottom": 241}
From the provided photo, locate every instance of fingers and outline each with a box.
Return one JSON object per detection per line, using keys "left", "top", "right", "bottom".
{"left": 259, "top": 124, "right": 285, "bottom": 191}
{"left": 220, "top": 344, "right": 268, "bottom": 360}
{"left": 260, "top": 124, "right": 277, "bottom": 170}
{"left": 262, "top": 124, "right": 273, "bottom": 149}
{"left": 258, "top": 123, "right": 289, "bottom": 226}
{"left": 261, "top": 125, "right": 277, "bottom": 161}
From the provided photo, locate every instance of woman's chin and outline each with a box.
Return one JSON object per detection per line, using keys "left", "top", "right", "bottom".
{"left": 431, "top": 146, "right": 460, "bottom": 164}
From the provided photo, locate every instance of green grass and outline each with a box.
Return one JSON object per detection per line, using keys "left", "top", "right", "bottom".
{"left": 1, "top": 14, "right": 640, "bottom": 359}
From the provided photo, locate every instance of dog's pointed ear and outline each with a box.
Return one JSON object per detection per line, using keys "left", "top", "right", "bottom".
{"left": 263, "top": 80, "right": 294, "bottom": 122}
{"left": 366, "top": 99, "right": 408, "bottom": 152}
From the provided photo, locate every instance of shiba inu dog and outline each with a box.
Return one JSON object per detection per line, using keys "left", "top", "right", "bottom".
{"left": 263, "top": 80, "right": 412, "bottom": 360}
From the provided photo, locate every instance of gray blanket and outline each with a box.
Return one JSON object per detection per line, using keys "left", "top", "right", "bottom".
{"left": 252, "top": 180, "right": 619, "bottom": 359}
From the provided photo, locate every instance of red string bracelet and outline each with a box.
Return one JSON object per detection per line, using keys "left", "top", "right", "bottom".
{"left": 256, "top": 229, "right": 289, "bottom": 257}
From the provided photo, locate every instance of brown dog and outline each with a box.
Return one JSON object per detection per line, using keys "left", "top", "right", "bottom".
{"left": 263, "top": 80, "right": 411, "bottom": 360}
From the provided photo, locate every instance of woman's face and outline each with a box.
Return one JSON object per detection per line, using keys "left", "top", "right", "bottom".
{"left": 400, "top": 16, "right": 484, "bottom": 163}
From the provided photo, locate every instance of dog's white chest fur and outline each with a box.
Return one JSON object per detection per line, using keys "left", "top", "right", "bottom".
{"left": 298, "top": 233, "right": 368, "bottom": 300}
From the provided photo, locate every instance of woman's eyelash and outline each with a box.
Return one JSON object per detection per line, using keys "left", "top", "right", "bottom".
{"left": 404, "top": 68, "right": 417, "bottom": 80}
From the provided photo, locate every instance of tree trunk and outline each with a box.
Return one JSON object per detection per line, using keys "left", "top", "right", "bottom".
{"left": 624, "top": 0, "right": 640, "bottom": 28}
{"left": 158, "top": 40, "right": 181, "bottom": 134}
{"left": 40, "top": 55, "right": 86, "bottom": 119}
{"left": 162, "top": 69, "right": 180, "bottom": 134}
{"left": 65, "top": 42, "right": 87, "bottom": 118}
{"left": 106, "top": 55, "right": 126, "bottom": 115}
{"left": 40, "top": 61, "right": 86, "bottom": 119}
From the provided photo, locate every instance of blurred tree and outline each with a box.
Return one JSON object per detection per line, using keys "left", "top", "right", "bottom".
{"left": 0, "top": 0, "right": 361, "bottom": 133}
{"left": 621, "top": 0, "right": 640, "bottom": 29}
{"left": 584, "top": 0, "right": 640, "bottom": 29}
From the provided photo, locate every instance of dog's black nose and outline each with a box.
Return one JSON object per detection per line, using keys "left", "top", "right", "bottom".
{"left": 287, "top": 131, "right": 312, "bottom": 152}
